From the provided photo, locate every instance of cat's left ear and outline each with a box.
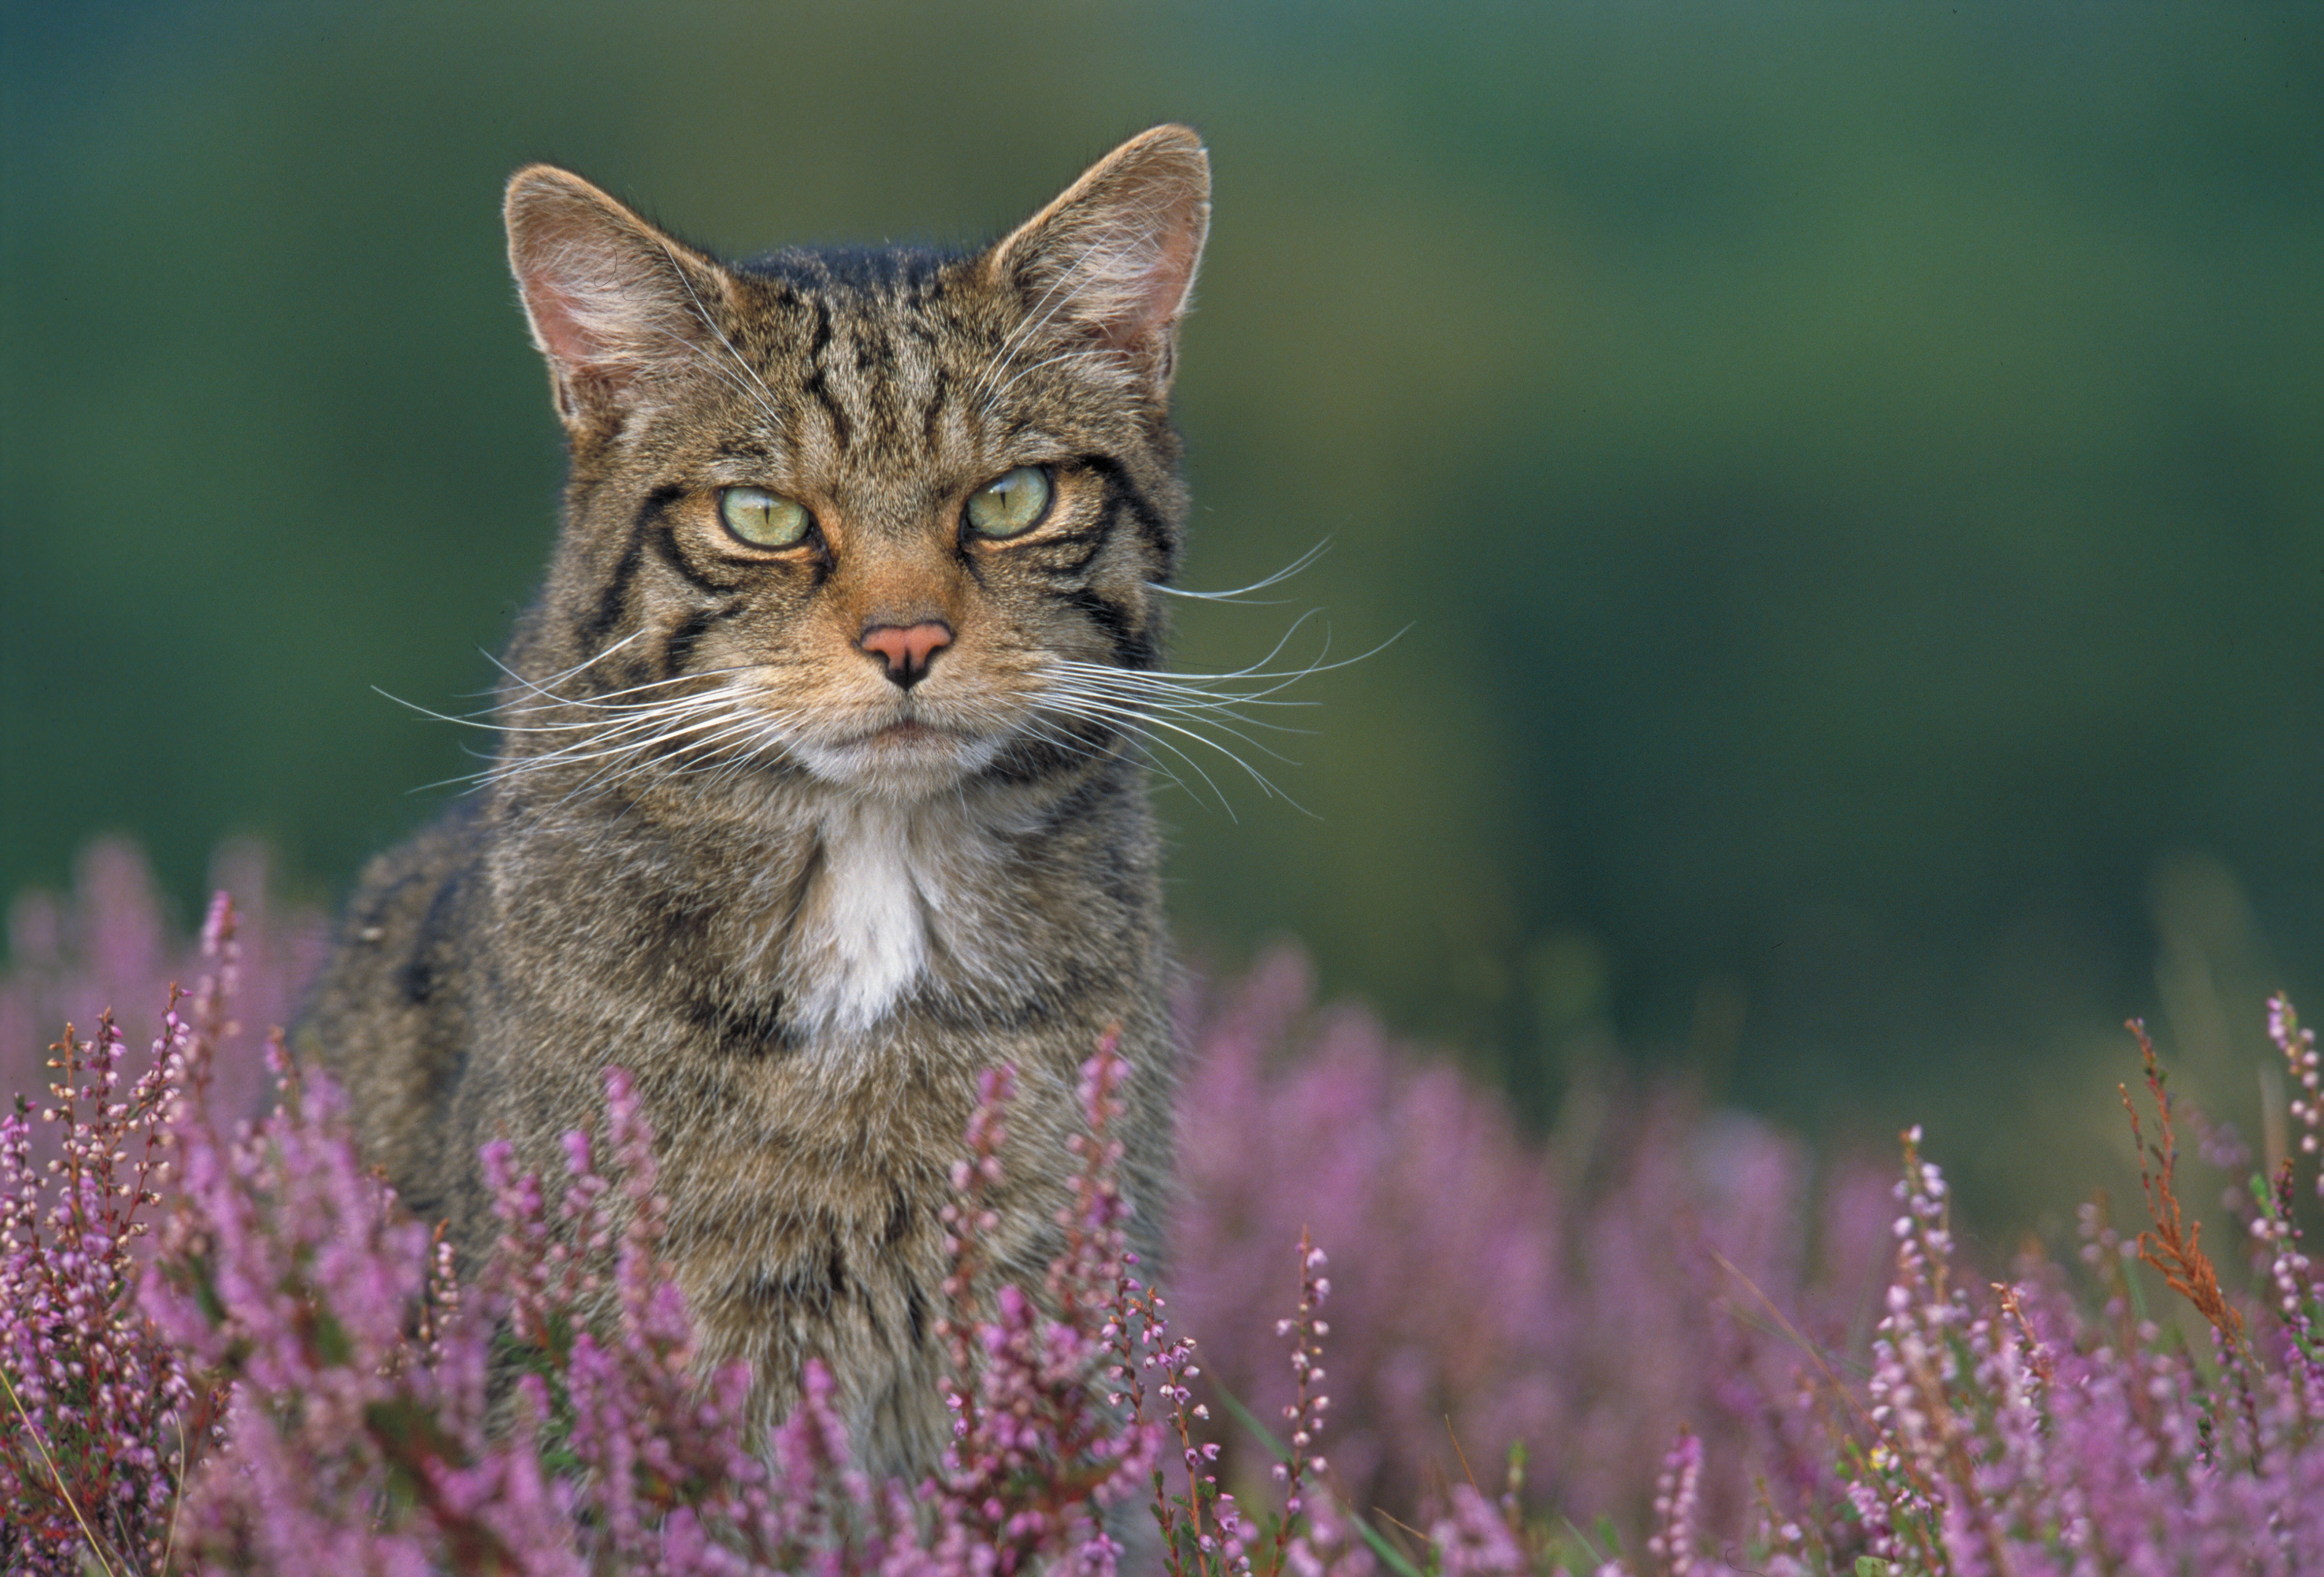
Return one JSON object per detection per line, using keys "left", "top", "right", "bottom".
{"left": 986, "top": 125, "right": 1211, "bottom": 392}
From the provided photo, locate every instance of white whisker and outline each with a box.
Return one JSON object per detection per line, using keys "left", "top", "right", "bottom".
{"left": 485, "top": 652, "right": 779, "bottom": 715}
{"left": 1035, "top": 690, "right": 1309, "bottom": 820}
{"left": 454, "top": 628, "right": 651, "bottom": 700}
{"left": 1040, "top": 699, "right": 1241, "bottom": 819}
{"left": 1149, "top": 539, "right": 1331, "bottom": 604}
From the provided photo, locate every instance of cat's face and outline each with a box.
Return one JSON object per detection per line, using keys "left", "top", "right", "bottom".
{"left": 498, "top": 129, "right": 1209, "bottom": 806}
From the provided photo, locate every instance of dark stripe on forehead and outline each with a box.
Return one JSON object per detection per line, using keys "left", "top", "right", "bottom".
{"left": 923, "top": 366, "right": 950, "bottom": 449}
{"left": 800, "top": 366, "right": 852, "bottom": 452}
{"left": 861, "top": 325, "right": 913, "bottom": 447}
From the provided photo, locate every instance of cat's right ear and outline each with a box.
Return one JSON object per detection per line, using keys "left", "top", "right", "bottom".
{"left": 504, "top": 166, "right": 730, "bottom": 437}
{"left": 985, "top": 125, "right": 1212, "bottom": 394}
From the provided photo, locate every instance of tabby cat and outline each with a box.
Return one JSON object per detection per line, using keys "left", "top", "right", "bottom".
{"left": 306, "top": 126, "right": 1209, "bottom": 1478}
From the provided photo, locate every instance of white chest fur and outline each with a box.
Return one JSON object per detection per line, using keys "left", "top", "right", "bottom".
{"left": 786, "top": 798, "right": 996, "bottom": 1035}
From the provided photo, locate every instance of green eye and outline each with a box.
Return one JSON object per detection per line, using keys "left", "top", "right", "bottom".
{"left": 964, "top": 466, "right": 1053, "bottom": 540}
{"left": 718, "top": 485, "right": 813, "bottom": 548}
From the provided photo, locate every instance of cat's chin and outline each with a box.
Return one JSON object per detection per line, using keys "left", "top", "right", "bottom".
{"left": 791, "top": 723, "right": 1005, "bottom": 800}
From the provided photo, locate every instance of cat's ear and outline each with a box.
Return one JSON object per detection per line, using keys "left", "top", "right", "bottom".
{"left": 504, "top": 165, "right": 731, "bottom": 435}
{"left": 986, "top": 125, "right": 1211, "bottom": 391}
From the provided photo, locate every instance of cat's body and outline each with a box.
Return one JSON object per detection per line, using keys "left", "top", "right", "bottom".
{"left": 306, "top": 128, "right": 1210, "bottom": 1476}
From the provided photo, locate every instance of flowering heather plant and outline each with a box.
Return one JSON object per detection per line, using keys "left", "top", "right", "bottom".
{"left": 5, "top": 888, "right": 1342, "bottom": 1574}
{"left": 1728, "top": 1036, "right": 2324, "bottom": 1577}
{"left": 0, "top": 1002, "right": 201, "bottom": 1574}
{"left": 0, "top": 840, "right": 328, "bottom": 1149}
{"left": 138, "top": 923, "right": 1162, "bottom": 1573}
{"left": 9, "top": 845, "right": 2324, "bottom": 1574}
{"left": 1169, "top": 949, "right": 1897, "bottom": 1547}
{"left": 2263, "top": 995, "right": 2324, "bottom": 1389}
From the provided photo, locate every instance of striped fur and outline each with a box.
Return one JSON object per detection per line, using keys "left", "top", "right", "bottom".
{"left": 305, "top": 127, "right": 1210, "bottom": 1475}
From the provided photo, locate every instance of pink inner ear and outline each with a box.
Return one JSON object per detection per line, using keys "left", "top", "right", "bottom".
{"left": 993, "top": 130, "right": 1210, "bottom": 367}
{"left": 522, "top": 275, "right": 610, "bottom": 373}
{"left": 1098, "top": 220, "right": 1204, "bottom": 353}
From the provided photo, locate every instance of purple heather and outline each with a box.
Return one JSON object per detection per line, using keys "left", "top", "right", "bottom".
{"left": 4, "top": 846, "right": 2324, "bottom": 1572}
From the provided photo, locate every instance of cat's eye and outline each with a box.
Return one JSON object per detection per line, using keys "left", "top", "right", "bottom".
{"left": 718, "top": 485, "right": 814, "bottom": 549}
{"left": 964, "top": 466, "right": 1053, "bottom": 540}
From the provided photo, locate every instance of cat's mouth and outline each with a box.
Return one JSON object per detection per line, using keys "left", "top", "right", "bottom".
{"left": 786, "top": 712, "right": 1007, "bottom": 798}
{"left": 856, "top": 719, "right": 955, "bottom": 747}
{"left": 821, "top": 715, "right": 994, "bottom": 764}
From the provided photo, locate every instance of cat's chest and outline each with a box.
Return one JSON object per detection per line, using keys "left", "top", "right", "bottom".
{"left": 778, "top": 800, "right": 1002, "bottom": 1035}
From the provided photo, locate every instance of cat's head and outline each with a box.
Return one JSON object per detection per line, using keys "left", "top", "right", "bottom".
{"left": 495, "top": 126, "right": 1209, "bottom": 807}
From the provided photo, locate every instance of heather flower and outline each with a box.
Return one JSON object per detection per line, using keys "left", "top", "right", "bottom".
{"left": 1813, "top": 1072, "right": 2324, "bottom": 1575}
{"left": 0, "top": 1004, "right": 196, "bottom": 1574}
{"left": 132, "top": 912, "right": 1205, "bottom": 1575}
{"left": 2269, "top": 994, "right": 2323, "bottom": 1175}
{"left": 15, "top": 845, "right": 2324, "bottom": 1575}
{"left": 930, "top": 1041, "right": 1171, "bottom": 1575}
{"left": 1639, "top": 1429, "right": 1702, "bottom": 1577}
{"left": 142, "top": 982, "right": 576, "bottom": 1570}
{"left": 1426, "top": 1484, "right": 1527, "bottom": 1577}
{"left": 0, "top": 839, "right": 328, "bottom": 1151}
{"left": 1171, "top": 949, "right": 1893, "bottom": 1546}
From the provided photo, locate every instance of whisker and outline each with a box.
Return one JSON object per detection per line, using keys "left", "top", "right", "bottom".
{"left": 1043, "top": 671, "right": 1320, "bottom": 721}
{"left": 1049, "top": 620, "right": 1406, "bottom": 691}
{"left": 554, "top": 719, "right": 767, "bottom": 805}
{"left": 1149, "top": 539, "right": 1331, "bottom": 604}
{"left": 455, "top": 628, "right": 652, "bottom": 700}
{"left": 482, "top": 647, "right": 787, "bottom": 715}
{"left": 1041, "top": 676, "right": 1306, "bottom": 764}
{"left": 439, "top": 690, "right": 788, "bottom": 793}
{"left": 652, "top": 240, "right": 792, "bottom": 437}
{"left": 1036, "top": 692, "right": 1310, "bottom": 818}
{"left": 1042, "top": 700, "right": 1240, "bottom": 819}
{"left": 1012, "top": 610, "right": 1396, "bottom": 823}
{"left": 378, "top": 686, "right": 733, "bottom": 737}
{"left": 532, "top": 705, "right": 796, "bottom": 806}
{"left": 1041, "top": 690, "right": 1289, "bottom": 780}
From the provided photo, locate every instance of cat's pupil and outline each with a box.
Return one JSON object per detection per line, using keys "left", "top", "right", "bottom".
{"left": 720, "top": 485, "right": 812, "bottom": 548}
{"left": 965, "top": 466, "right": 1052, "bottom": 539}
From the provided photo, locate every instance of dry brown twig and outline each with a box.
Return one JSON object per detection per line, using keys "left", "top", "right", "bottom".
{"left": 2119, "top": 1019, "right": 2246, "bottom": 1352}
{"left": 1993, "top": 1283, "right": 2054, "bottom": 1387}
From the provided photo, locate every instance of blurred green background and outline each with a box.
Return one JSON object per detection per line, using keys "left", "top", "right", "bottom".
{"left": 5, "top": 0, "right": 2322, "bottom": 1230}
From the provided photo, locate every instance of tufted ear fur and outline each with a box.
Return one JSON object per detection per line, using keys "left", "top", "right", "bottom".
{"left": 504, "top": 165, "right": 733, "bottom": 436}
{"left": 985, "top": 125, "right": 1212, "bottom": 391}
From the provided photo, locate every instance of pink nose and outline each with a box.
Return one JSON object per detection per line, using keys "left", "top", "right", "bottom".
{"left": 859, "top": 621, "right": 953, "bottom": 686}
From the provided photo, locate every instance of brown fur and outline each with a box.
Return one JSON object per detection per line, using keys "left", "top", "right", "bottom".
{"left": 304, "top": 127, "right": 1210, "bottom": 1477}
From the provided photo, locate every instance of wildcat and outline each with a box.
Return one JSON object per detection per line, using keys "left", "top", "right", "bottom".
{"left": 305, "top": 125, "right": 1209, "bottom": 1478}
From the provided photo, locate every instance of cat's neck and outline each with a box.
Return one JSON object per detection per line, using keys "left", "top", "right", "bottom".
{"left": 487, "top": 755, "right": 1129, "bottom": 1040}
{"left": 776, "top": 794, "right": 1001, "bottom": 1034}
